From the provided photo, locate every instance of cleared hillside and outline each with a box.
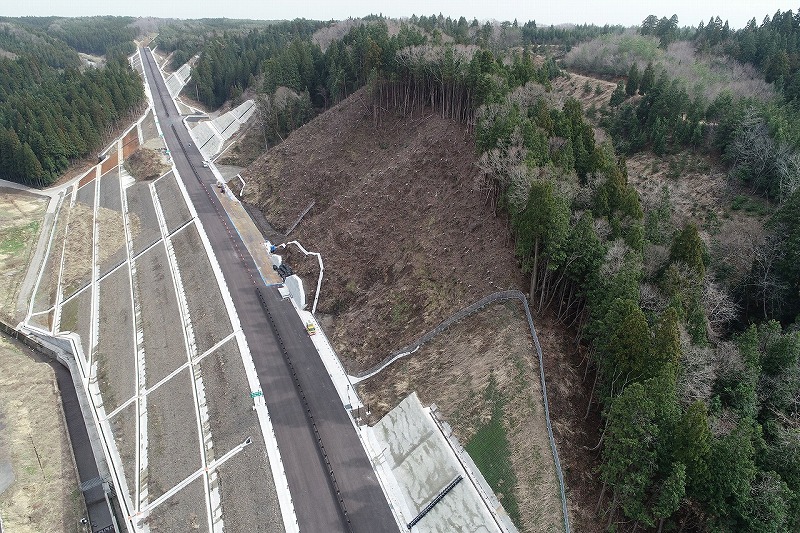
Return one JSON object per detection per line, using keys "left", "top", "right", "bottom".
{"left": 242, "top": 89, "right": 594, "bottom": 531}
{"left": 244, "top": 88, "right": 525, "bottom": 371}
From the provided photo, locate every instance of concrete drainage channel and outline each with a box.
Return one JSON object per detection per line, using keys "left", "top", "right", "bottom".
{"left": 0, "top": 321, "right": 122, "bottom": 533}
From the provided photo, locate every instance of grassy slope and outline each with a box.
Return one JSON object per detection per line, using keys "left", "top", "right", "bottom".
{"left": 0, "top": 188, "right": 48, "bottom": 322}
{"left": 0, "top": 335, "right": 85, "bottom": 530}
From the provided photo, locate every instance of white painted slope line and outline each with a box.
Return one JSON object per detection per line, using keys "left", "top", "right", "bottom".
{"left": 169, "top": 168, "right": 299, "bottom": 533}
{"left": 102, "top": 331, "right": 237, "bottom": 423}
{"left": 150, "top": 185, "right": 219, "bottom": 533}
{"left": 89, "top": 164, "right": 102, "bottom": 375}
{"left": 120, "top": 172, "right": 150, "bottom": 521}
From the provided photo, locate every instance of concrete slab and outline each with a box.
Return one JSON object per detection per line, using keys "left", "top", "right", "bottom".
{"left": 369, "top": 393, "right": 511, "bottom": 533}
{"left": 0, "top": 460, "right": 13, "bottom": 496}
{"left": 213, "top": 186, "right": 283, "bottom": 286}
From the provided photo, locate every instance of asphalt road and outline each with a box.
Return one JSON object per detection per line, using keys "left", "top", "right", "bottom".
{"left": 139, "top": 48, "right": 397, "bottom": 533}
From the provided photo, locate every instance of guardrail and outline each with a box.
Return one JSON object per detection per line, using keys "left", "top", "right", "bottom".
{"left": 353, "top": 290, "right": 571, "bottom": 533}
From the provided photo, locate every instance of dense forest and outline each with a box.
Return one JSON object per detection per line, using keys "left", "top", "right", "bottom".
{"left": 494, "top": 13, "right": 799, "bottom": 532}
{"left": 0, "top": 17, "right": 145, "bottom": 186}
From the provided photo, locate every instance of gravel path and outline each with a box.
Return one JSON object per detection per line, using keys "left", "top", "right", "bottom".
{"left": 31, "top": 192, "right": 70, "bottom": 314}
{"left": 125, "top": 182, "right": 161, "bottom": 257}
{"left": 147, "top": 476, "right": 208, "bottom": 532}
{"left": 200, "top": 338, "right": 283, "bottom": 532}
{"left": 96, "top": 266, "right": 136, "bottom": 412}
{"left": 154, "top": 172, "right": 192, "bottom": 233}
{"left": 146, "top": 368, "right": 202, "bottom": 500}
{"left": 170, "top": 224, "right": 232, "bottom": 355}
{"left": 134, "top": 245, "right": 186, "bottom": 387}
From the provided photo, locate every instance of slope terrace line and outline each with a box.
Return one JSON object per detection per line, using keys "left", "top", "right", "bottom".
{"left": 150, "top": 183, "right": 219, "bottom": 532}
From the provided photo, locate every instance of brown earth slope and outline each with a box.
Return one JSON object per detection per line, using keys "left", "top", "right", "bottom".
{"left": 243, "top": 88, "right": 524, "bottom": 370}
{"left": 242, "top": 88, "right": 601, "bottom": 531}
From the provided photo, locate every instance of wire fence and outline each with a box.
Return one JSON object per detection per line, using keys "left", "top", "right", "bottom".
{"left": 354, "top": 290, "right": 571, "bottom": 533}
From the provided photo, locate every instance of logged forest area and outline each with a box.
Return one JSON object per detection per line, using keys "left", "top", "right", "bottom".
{"left": 2, "top": 8, "right": 800, "bottom": 532}
{"left": 227, "top": 12, "right": 800, "bottom": 532}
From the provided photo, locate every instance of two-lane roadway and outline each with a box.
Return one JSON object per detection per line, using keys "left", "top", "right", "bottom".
{"left": 139, "top": 47, "right": 397, "bottom": 533}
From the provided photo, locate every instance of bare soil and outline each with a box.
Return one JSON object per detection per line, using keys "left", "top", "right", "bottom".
{"left": 97, "top": 172, "right": 127, "bottom": 275}
{"left": 551, "top": 72, "right": 617, "bottom": 112}
{"left": 0, "top": 188, "right": 48, "bottom": 322}
{"left": 134, "top": 245, "right": 186, "bottom": 387}
{"left": 140, "top": 109, "right": 160, "bottom": 143}
{"left": 146, "top": 368, "right": 201, "bottom": 500}
{"left": 154, "top": 172, "right": 192, "bottom": 234}
{"left": 125, "top": 181, "right": 161, "bottom": 256}
{"left": 0, "top": 335, "right": 85, "bottom": 531}
{"left": 60, "top": 184, "right": 95, "bottom": 299}
{"left": 242, "top": 88, "right": 595, "bottom": 530}
{"left": 145, "top": 477, "right": 208, "bottom": 532}
{"left": 358, "top": 301, "right": 564, "bottom": 531}
{"left": 245, "top": 88, "right": 524, "bottom": 371}
{"left": 110, "top": 402, "right": 137, "bottom": 506}
{"left": 96, "top": 266, "right": 136, "bottom": 412}
{"left": 170, "top": 223, "right": 232, "bottom": 356}
{"left": 125, "top": 147, "right": 170, "bottom": 182}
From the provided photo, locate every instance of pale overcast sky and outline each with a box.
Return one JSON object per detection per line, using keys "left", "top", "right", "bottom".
{"left": 5, "top": 1, "right": 799, "bottom": 29}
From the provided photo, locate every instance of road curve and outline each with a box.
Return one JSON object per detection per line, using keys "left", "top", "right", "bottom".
{"left": 139, "top": 48, "right": 397, "bottom": 533}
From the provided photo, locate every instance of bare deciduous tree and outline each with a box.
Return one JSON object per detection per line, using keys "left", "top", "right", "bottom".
{"left": 750, "top": 236, "right": 789, "bottom": 319}
{"left": 600, "top": 239, "right": 631, "bottom": 278}
{"left": 677, "top": 328, "right": 718, "bottom": 405}
{"left": 702, "top": 279, "right": 739, "bottom": 339}
{"left": 639, "top": 282, "right": 668, "bottom": 314}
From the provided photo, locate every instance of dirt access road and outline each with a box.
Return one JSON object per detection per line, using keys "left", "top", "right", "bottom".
{"left": 140, "top": 47, "right": 397, "bottom": 532}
